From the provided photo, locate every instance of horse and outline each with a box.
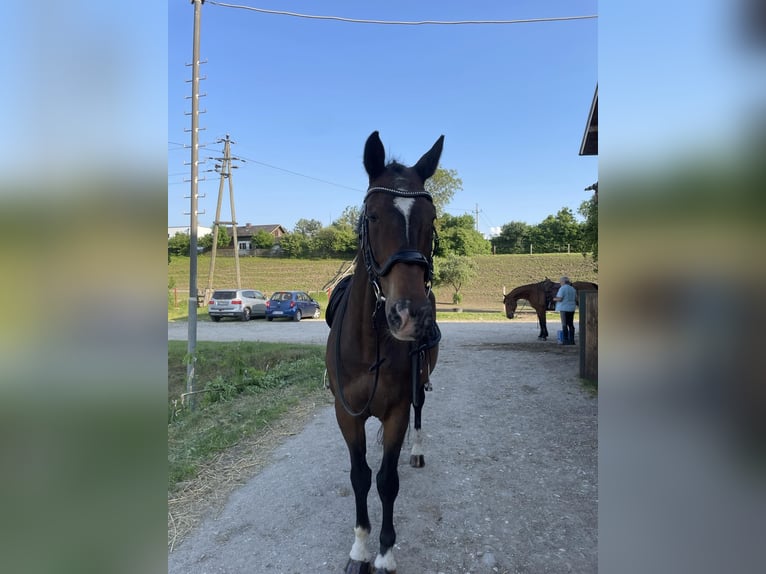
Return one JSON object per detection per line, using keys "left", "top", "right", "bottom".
{"left": 503, "top": 279, "right": 598, "bottom": 340}
{"left": 325, "top": 131, "right": 443, "bottom": 574}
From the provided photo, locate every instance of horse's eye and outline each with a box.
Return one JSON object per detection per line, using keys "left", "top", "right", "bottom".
{"left": 367, "top": 214, "right": 379, "bottom": 223}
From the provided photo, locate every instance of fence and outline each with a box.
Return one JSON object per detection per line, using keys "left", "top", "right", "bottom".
{"left": 170, "top": 288, "right": 206, "bottom": 308}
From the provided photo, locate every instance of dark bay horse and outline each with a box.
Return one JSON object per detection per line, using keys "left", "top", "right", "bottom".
{"left": 503, "top": 279, "right": 598, "bottom": 340}
{"left": 326, "top": 131, "right": 443, "bottom": 574}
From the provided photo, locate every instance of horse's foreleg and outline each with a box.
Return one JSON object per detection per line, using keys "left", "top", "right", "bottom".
{"left": 375, "top": 408, "right": 409, "bottom": 574}
{"left": 345, "top": 452, "right": 372, "bottom": 574}
{"left": 409, "top": 389, "right": 426, "bottom": 468}
{"left": 338, "top": 414, "right": 373, "bottom": 573}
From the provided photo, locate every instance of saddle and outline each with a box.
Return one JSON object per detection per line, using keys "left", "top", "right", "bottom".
{"left": 546, "top": 294, "right": 556, "bottom": 311}
{"left": 544, "top": 283, "right": 558, "bottom": 311}
{"left": 325, "top": 275, "right": 352, "bottom": 327}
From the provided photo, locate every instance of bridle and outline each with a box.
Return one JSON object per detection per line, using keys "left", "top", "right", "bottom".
{"left": 331, "top": 185, "right": 441, "bottom": 418}
{"left": 359, "top": 186, "right": 439, "bottom": 305}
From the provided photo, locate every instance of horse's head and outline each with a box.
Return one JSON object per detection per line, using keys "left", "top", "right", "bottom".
{"left": 360, "top": 131, "right": 443, "bottom": 342}
{"left": 503, "top": 293, "right": 518, "bottom": 319}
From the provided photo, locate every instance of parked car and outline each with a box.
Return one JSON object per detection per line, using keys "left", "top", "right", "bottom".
{"left": 208, "top": 289, "right": 267, "bottom": 322}
{"left": 265, "top": 290, "right": 321, "bottom": 322}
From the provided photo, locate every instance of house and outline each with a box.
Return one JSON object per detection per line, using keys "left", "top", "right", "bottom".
{"left": 223, "top": 223, "right": 288, "bottom": 255}
{"left": 168, "top": 225, "right": 213, "bottom": 238}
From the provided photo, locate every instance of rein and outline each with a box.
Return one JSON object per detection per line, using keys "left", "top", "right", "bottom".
{"left": 332, "top": 285, "right": 386, "bottom": 417}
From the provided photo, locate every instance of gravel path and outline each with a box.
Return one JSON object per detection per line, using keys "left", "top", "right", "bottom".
{"left": 168, "top": 320, "right": 597, "bottom": 573}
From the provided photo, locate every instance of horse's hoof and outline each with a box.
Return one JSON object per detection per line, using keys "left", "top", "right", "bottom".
{"left": 409, "top": 454, "right": 425, "bottom": 468}
{"left": 344, "top": 558, "right": 371, "bottom": 574}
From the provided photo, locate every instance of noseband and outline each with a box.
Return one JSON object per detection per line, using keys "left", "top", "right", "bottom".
{"left": 360, "top": 186, "right": 439, "bottom": 303}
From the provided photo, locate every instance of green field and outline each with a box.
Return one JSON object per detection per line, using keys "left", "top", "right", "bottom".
{"left": 168, "top": 253, "right": 597, "bottom": 315}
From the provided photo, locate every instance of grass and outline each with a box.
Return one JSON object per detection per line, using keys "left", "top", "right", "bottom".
{"left": 167, "top": 340, "right": 330, "bottom": 493}
{"left": 168, "top": 253, "right": 597, "bottom": 320}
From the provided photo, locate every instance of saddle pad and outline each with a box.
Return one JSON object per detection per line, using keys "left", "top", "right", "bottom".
{"left": 325, "top": 275, "right": 353, "bottom": 327}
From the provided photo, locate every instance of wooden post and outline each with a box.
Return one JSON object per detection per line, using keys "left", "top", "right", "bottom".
{"left": 579, "top": 290, "right": 598, "bottom": 381}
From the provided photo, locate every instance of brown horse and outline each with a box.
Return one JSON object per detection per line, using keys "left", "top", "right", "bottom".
{"left": 326, "top": 131, "right": 443, "bottom": 574}
{"left": 503, "top": 279, "right": 598, "bottom": 340}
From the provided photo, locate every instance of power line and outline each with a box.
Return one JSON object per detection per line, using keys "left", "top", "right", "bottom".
{"left": 170, "top": 148, "right": 362, "bottom": 192}
{"left": 480, "top": 209, "right": 499, "bottom": 231}
{"left": 235, "top": 153, "right": 364, "bottom": 193}
{"left": 206, "top": 2, "right": 597, "bottom": 26}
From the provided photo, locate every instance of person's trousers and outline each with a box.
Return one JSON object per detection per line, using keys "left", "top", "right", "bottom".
{"left": 560, "top": 311, "right": 575, "bottom": 344}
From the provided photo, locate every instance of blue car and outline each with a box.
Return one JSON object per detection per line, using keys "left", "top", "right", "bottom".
{"left": 265, "top": 290, "right": 321, "bottom": 322}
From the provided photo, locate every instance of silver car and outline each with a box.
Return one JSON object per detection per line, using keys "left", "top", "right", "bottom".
{"left": 208, "top": 289, "right": 267, "bottom": 322}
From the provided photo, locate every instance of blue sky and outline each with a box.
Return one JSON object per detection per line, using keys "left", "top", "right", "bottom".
{"left": 168, "top": 1, "right": 598, "bottom": 236}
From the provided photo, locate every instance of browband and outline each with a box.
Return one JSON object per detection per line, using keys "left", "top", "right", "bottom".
{"left": 366, "top": 187, "right": 433, "bottom": 200}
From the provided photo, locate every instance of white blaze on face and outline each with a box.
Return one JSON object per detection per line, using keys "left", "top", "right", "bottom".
{"left": 393, "top": 197, "right": 415, "bottom": 243}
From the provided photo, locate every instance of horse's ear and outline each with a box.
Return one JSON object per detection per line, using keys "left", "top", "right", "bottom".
{"left": 414, "top": 135, "right": 444, "bottom": 182}
{"left": 363, "top": 131, "right": 386, "bottom": 182}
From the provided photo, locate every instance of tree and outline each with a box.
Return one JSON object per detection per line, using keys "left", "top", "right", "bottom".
{"left": 278, "top": 233, "right": 308, "bottom": 258}
{"left": 293, "top": 218, "right": 323, "bottom": 238}
{"left": 425, "top": 167, "right": 463, "bottom": 217}
{"left": 168, "top": 232, "right": 190, "bottom": 256}
{"left": 313, "top": 226, "right": 357, "bottom": 258}
{"left": 333, "top": 205, "right": 362, "bottom": 230}
{"left": 436, "top": 213, "right": 491, "bottom": 256}
{"left": 252, "top": 230, "right": 274, "bottom": 249}
{"left": 492, "top": 221, "right": 532, "bottom": 254}
{"left": 198, "top": 226, "right": 230, "bottom": 251}
{"left": 530, "top": 208, "right": 583, "bottom": 253}
{"left": 433, "top": 254, "right": 477, "bottom": 306}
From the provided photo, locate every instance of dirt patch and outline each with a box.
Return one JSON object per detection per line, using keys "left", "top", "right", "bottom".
{"left": 168, "top": 321, "right": 597, "bottom": 573}
{"left": 168, "top": 389, "right": 333, "bottom": 551}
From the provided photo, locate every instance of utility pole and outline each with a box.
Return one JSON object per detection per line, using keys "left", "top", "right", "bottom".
{"left": 474, "top": 203, "right": 479, "bottom": 232}
{"left": 207, "top": 134, "right": 243, "bottom": 294}
{"left": 185, "top": 0, "right": 206, "bottom": 410}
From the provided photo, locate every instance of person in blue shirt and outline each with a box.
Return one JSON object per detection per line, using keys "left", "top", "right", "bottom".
{"left": 553, "top": 276, "right": 577, "bottom": 345}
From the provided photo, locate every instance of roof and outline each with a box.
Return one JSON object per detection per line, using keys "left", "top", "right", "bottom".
{"left": 579, "top": 85, "right": 598, "bottom": 156}
{"left": 226, "top": 224, "right": 287, "bottom": 237}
